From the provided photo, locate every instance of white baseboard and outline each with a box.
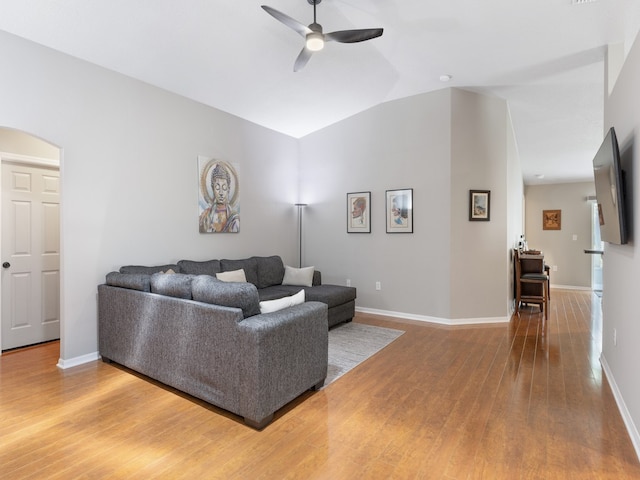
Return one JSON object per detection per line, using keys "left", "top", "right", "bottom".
{"left": 57, "top": 351, "right": 100, "bottom": 369}
{"left": 355, "top": 307, "right": 510, "bottom": 326}
{"left": 550, "top": 284, "right": 592, "bottom": 291}
{"left": 600, "top": 353, "right": 640, "bottom": 462}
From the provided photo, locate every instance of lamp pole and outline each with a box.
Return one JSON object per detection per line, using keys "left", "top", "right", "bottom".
{"left": 295, "top": 203, "right": 307, "bottom": 267}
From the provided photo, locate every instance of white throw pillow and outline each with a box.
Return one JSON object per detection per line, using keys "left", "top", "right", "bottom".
{"left": 259, "top": 289, "right": 305, "bottom": 314}
{"left": 216, "top": 269, "right": 246, "bottom": 283}
{"left": 282, "top": 265, "right": 315, "bottom": 287}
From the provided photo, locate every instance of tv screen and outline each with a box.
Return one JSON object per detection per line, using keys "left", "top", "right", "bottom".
{"left": 593, "top": 127, "right": 627, "bottom": 244}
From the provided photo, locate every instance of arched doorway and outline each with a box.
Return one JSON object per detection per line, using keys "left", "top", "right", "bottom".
{"left": 0, "top": 127, "right": 61, "bottom": 355}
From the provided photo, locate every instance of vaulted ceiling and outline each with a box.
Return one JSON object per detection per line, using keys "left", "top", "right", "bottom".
{"left": 1, "top": 0, "right": 639, "bottom": 184}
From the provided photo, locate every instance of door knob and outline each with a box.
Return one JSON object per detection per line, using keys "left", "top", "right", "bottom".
{"left": 2, "top": 262, "right": 10, "bottom": 269}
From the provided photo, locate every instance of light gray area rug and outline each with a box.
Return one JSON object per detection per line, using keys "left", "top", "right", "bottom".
{"left": 323, "top": 322, "right": 405, "bottom": 388}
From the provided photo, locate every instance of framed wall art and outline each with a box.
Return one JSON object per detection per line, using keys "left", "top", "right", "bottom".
{"left": 198, "top": 156, "right": 240, "bottom": 233}
{"left": 469, "top": 190, "right": 490, "bottom": 221}
{"left": 347, "top": 191, "right": 371, "bottom": 233}
{"left": 542, "top": 209, "right": 561, "bottom": 230}
{"left": 386, "top": 188, "right": 413, "bottom": 233}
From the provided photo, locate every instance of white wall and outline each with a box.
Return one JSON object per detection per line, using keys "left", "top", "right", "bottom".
{"left": 601, "top": 32, "right": 640, "bottom": 456}
{"left": 524, "top": 182, "right": 595, "bottom": 288}
{"left": 0, "top": 30, "right": 299, "bottom": 362}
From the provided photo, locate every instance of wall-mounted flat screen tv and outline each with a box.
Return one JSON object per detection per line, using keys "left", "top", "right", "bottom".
{"left": 592, "top": 126, "right": 627, "bottom": 245}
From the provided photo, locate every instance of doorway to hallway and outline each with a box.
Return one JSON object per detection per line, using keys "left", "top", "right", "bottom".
{"left": 590, "top": 201, "right": 604, "bottom": 293}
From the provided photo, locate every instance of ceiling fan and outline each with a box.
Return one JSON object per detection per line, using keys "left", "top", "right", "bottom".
{"left": 261, "top": 0, "right": 383, "bottom": 72}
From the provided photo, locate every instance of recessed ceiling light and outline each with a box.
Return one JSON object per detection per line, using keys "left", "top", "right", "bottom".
{"left": 536, "top": 174, "right": 545, "bottom": 179}
{"left": 439, "top": 74, "right": 452, "bottom": 82}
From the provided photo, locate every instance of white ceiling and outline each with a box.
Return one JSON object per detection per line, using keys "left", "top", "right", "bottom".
{"left": 1, "top": 0, "right": 639, "bottom": 184}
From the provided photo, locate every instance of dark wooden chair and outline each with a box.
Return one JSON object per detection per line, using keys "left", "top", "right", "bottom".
{"left": 514, "top": 248, "right": 549, "bottom": 319}
{"left": 544, "top": 264, "right": 551, "bottom": 299}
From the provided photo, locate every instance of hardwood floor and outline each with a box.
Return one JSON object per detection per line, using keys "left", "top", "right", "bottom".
{"left": 1, "top": 289, "right": 639, "bottom": 479}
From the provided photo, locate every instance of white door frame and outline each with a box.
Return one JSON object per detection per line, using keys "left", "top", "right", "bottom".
{"left": 0, "top": 151, "right": 61, "bottom": 356}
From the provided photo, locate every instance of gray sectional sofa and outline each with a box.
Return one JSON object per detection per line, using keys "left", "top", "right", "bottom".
{"left": 98, "top": 255, "right": 356, "bottom": 429}
{"left": 117, "top": 255, "right": 356, "bottom": 328}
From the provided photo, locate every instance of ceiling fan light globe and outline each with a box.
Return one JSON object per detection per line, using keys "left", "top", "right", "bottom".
{"left": 306, "top": 33, "right": 324, "bottom": 51}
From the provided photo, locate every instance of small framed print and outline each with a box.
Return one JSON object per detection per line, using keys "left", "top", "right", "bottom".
{"left": 386, "top": 188, "right": 413, "bottom": 233}
{"left": 347, "top": 191, "right": 371, "bottom": 233}
{"left": 543, "top": 209, "right": 561, "bottom": 230}
{"left": 469, "top": 190, "right": 490, "bottom": 221}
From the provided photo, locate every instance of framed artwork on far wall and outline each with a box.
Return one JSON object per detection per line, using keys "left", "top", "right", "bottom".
{"left": 347, "top": 191, "right": 371, "bottom": 233}
{"left": 542, "top": 209, "right": 561, "bottom": 230}
{"left": 469, "top": 190, "right": 491, "bottom": 221}
{"left": 386, "top": 188, "right": 413, "bottom": 233}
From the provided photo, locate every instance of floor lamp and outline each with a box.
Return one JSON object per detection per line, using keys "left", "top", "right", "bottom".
{"left": 295, "top": 203, "right": 307, "bottom": 268}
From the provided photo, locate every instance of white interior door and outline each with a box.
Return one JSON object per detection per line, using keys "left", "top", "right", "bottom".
{"left": 1, "top": 161, "right": 60, "bottom": 350}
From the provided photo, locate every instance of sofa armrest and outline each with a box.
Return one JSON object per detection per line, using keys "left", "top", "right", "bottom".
{"left": 235, "top": 301, "right": 328, "bottom": 423}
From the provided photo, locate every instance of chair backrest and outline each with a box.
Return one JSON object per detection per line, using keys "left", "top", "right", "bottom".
{"left": 513, "top": 248, "right": 522, "bottom": 297}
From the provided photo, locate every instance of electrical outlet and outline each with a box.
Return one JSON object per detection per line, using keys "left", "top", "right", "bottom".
{"left": 572, "top": 234, "right": 578, "bottom": 241}
{"left": 346, "top": 279, "right": 351, "bottom": 287}
{"left": 375, "top": 281, "right": 381, "bottom": 291}
{"left": 552, "top": 265, "right": 558, "bottom": 272}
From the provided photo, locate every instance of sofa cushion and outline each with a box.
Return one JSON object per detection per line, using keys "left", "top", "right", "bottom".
{"left": 282, "top": 265, "right": 315, "bottom": 287}
{"left": 150, "top": 273, "right": 195, "bottom": 299}
{"left": 119, "top": 264, "right": 180, "bottom": 274}
{"left": 220, "top": 258, "right": 259, "bottom": 287}
{"left": 303, "top": 285, "right": 357, "bottom": 308}
{"left": 105, "top": 272, "right": 151, "bottom": 292}
{"left": 177, "top": 259, "right": 221, "bottom": 276}
{"left": 253, "top": 255, "right": 285, "bottom": 289}
{"left": 259, "top": 289, "right": 305, "bottom": 314}
{"left": 191, "top": 275, "right": 260, "bottom": 318}
{"left": 257, "top": 285, "right": 301, "bottom": 302}
{"left": 216, "top": 269, "right": 246, "bottom": 283}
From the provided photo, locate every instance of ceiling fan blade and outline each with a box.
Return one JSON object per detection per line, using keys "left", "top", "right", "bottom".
{"left": 294, "top": 47, "right": 313, "bottom": 72}
{"left": 261, "top": 5, "right": 311, "bottom": 37}
{"left": 324, "top": 28, "right": 383, "bottom": 43}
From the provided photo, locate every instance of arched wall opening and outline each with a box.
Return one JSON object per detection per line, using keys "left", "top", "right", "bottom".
{"left": 0, "top": 127, "right": 62, "bottom": 359}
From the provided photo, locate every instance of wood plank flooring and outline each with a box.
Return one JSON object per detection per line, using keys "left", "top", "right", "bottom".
{"left": 1, "top": 289, "right": 639, "bottom": 479}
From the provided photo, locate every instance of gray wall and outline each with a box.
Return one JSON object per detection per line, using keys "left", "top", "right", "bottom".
{"left": 507, "top": 112, "right": 525, "bottom": 311}
{"left": 524, "top": 182, "right": 595, "bottom": 288}
{"left": 0, "top": 28, "right": 526, "bottom": 361}
{"left": 0, "top": 30, "right": 300, "bottom": 362}
{"left": 601, "top": 35, "right": 640, "bottom": 455}
{"left": 299, "top": 90, "right": 454, "bottom": 320}
{"left": 299, "top": 88, "right": 519, "bottom": 322}
{"left": 450, "top": 89, "right": 511, "bottom": 319}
